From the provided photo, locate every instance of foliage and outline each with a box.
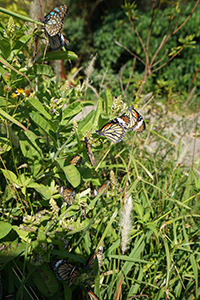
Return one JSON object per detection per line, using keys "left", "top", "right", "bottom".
{"left": 0, "top": 3, "right": 200, "bottom": 300}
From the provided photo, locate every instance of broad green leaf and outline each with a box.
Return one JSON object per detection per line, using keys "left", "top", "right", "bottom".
{"left": 0, "top": 240, "right": 26, "bottom": 264}
{"left": 1, "top": 169, "right": 18, "bottom": 185}
{"left": 28, "top": 98, "right": 51, "bottom": 120}
{"left": 37, "top": 51, "right": 78, "bottom": 63}
{"left": 0, "top": 221, "right": 12, "bottom": 238}
{"left": 33, "top": 64, "right": 54, "bottom": 77}
{"left": 0, "top": 107, "right": 37, "bottom": 136}
{"left": 77, "top": 110, "right": 95, "bottom": 135}
{"left": 19, "top": 131, "right": 43, "bottom": 161}
{"left": 63, "top": 101, "right": 83, "bottom": 119}
{"left": 29, "top": 112, "right": 57, "bottom": 144}
{"left": 57, "top": 158, "right": 81, "bottom": 188}
{"left": 27, "top": 182, "right": 52, "bottom": 200}
{"left": 30, "top": 263, "right": 59, "bottom": 297}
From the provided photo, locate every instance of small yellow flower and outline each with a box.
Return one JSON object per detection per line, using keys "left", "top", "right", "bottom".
{"left": 16, "top": 88, "right": 25, "bottom": 96}
{"left": 12, "top": 93, "right": 18, "bottom": 98}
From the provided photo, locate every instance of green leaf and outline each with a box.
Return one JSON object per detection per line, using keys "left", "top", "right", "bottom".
{"left": 33, "top": 64, "right": 54, "bottom": 77}
{"left": 27, "top": 182, "right": 52, "bottom": 200}
{"left": 134, "top": 201, "right": 144, "bottom": 219}
{"left": 63, "top": 101, "right": 83, "bottom": 119}
{"left": 0, "top": 221, "right": 12, "bottom": 238}
{"left": 106, "top": 89, "right": 113, "bottom": 115}
{"left": 29, "top": 112, "right": 57, "bottom": 145}
{"left": 146, "top": 223, "right": 158, "bottom": 239}
{"left": 93, "top": 97, "right": 104, "bottom": 128}
{"left": 57, "top": 158, "right": 81, "bottom": 188}
{"left": 30, "top": 263, "right": 59, "bottom": 297}
{"left": 0, "top": 7, "right": 43, "bottom": 25}
{"left": 28, "top": 98, "right": 52, "bottom": 120}
{"left": 0, "top": 37, "right": 11, "bottom": 59}
{"left": 0, "top": 240, "right": 26, "bottom": 264}
{"left": 37, "top": 51, "right": 78, "bottom": 63}
{"left": 0, "top": 108, "right": 37, "bottom": 136}
{"left": 1, "top": 169, "right": 18, "bottom": 185}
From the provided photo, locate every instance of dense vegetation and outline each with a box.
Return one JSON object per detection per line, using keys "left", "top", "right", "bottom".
{"left": 0, "top": 1, "right": 200, "bottom": 300}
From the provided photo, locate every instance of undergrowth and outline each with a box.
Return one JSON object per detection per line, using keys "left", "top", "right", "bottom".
{"left": 0, "top": 3, "right": 200, "bottom": 300}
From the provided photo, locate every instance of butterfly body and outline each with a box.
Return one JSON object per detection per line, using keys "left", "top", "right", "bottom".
{"left": 44, "top": 5, "right": 69, "bottom": 36}
{"left": 58, "top": 186, "right": 75, "bottom": 205}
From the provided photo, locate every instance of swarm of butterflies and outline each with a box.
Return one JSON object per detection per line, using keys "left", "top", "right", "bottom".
{"left": 96, "top": 105, "right": 145, "bottom": 143}
{"left": 50, "top": 244, "right": 104, "bottom": 300}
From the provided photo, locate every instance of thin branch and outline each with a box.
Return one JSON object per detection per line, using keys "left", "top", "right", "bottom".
{"left": 152, "top": 49, "right": 168, "bottom": 68}
{"left": 146, "top": 0, "right": 156, "bottom": 55}
{"left": 115, "top": 41, "right": 145, "bottom": 65}
{"left": 172, "top": 0, "right": 200, "bottom": 35}
{"left": 128, "top": 15, "right": 146, "bottom": 54}
{"left": 150, "top": 0, "right": 199, "bottom": 68}
{"left": 150, "top": 35, "right": 167, "bottom": 66}
{"left": 152, "top": 44, "right": 184, "bottom": 74}
{"left": 170, "top": 0, "right": 187, "bottom": 34}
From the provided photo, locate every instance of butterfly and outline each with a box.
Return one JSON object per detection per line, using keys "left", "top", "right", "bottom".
{"left": 113, "top": 115, "right": 130, "bottom": 129}
{"left": 86, "top": 287, "right": 100, "bottom": 300}
{"left": 58, "top": 186, "right": 76, "bottom": 205}
{"left": 44, "top": 4, "right": 69, "bottom": 37}
{"left": 84, "top": 137, "right": 95, "bottom": 166}
{"left": 47, "top": 32, "right": 69, "bottom": 51}
{"left": 55, "top": 260, "right": 80, "bottom": 286}
{"left": 69, "top": 155, "right": 82, "bottom": 166}
{"left": 125, "top": 105, "right": 145, "bottom": 132}
{"left": 86, "top": 244, "right": 104, "bottom": 269}
{"left": 91, "top": 182, "right": 109, "bottom": 198}
{"left": 96, "top": 121, "right": 125, "bottom": 143}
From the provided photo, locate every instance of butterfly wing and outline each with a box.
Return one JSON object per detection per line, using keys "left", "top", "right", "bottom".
{"left": 68, "top": 267, "right": 80, "bottom": 287}
{"left": 44, "top": 4, "right": 69, "bottom": 36}
{"left": 125, "top": 106, "right": 145, "bottom": 132}
{"left": 87, "top": 290, "right": 100, "bottom": 300}
{"left": 85, "top": 137, "right": 95, "bottom": 166}
{"left": 55, "top": 260, "right": 75, "bottom": 281}
{"left": 87, "top": 289, "right": 100, "bottom": 300}
{"left": 58, "top": 186, "right": 76, "bottom": 205}
{"left": 91, "top": 182, "right": 109, "bottom": 197}
{"left": 86, "top": 244, "right": 103, "bottom": 269}
{"left": 96, "top": 121, "right": 125, "bottom": 143}
{"left": 69, "top": 155, "right": 82, "bottom": 166}
{"left": 47, "top": 32, "right": 69, "bottom": 51}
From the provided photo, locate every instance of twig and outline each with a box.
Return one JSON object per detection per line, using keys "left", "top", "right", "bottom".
{"left": 115, "top": 41, "right": 145, "bottom": 65}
